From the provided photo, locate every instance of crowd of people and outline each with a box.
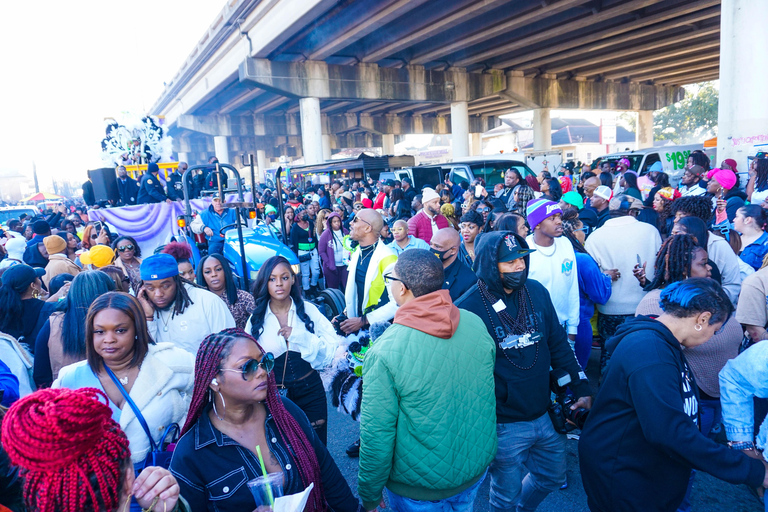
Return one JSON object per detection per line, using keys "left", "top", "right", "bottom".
{"left": 1, "top": 151, "right": 768, "bottom": 512}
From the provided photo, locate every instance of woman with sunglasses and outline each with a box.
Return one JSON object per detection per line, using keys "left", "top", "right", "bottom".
{"left": 53, "top": 292, "right": 194, "bottom": 467}
{"left": 112, "top": 236, "right": 142, "bottom": 294}
{"left": 245, "top": 256, "right": 337, "bottom": 444}
{"left": 170, "top": 327, "right": 362, "bottom": 512}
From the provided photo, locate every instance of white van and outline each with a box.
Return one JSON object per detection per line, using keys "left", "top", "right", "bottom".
{"left": 594, "top": 144, "right": 715, "bottom": 187}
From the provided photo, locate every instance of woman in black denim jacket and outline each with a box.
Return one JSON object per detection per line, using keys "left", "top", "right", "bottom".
{"left": 169, "top": 328, "right": 362, "bottom": 512}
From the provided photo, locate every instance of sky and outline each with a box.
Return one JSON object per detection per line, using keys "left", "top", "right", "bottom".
{"left": 0, "top": 0, "right": 226, "bottom": 189}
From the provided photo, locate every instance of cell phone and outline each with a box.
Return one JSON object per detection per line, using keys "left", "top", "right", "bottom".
{"left": 475, "top": 184, "right": 484, "bottom": 196}
{"left": 636, "top": 254, "right": 642, "bottom": 266}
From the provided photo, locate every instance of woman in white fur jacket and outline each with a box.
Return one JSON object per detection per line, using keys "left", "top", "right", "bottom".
{"left": 54, "top": 292, "right": 194, "bottom": 466}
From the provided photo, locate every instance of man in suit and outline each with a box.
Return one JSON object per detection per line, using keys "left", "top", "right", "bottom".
{"left": 116, "top": 165, "right": 140, "bottom": 206}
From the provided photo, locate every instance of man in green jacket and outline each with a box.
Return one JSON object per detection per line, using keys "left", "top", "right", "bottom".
{"left": 358, "top": 249, "right": 498, "bottom": 511}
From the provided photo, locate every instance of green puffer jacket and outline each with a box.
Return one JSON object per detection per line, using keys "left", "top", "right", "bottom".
{"left": 358, "top": 291, "right": 497, "bottom": 509}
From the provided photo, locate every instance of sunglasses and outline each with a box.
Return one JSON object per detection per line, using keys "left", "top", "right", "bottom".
{"left": 478, "top": 207, "right": 491, "bottom": 213}
{"left": 117, "top": 244, "right": 134, "bottom": 252}
{"left": 219, "top": 353, "right": 275, "bottom": 381}
{"left": 352, "top": 216, "right": 371, "bottom": 228}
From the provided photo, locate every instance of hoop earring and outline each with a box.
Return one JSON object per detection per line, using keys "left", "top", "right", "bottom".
{"left": 212, "top": 390, "right": 226, "bottom": 421}
{"left": 694, "top": 324, "right": 703, "bottom": 332}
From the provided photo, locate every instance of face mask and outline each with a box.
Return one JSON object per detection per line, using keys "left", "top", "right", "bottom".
{"left": 268, "top": 214, "right": 277, "bottom": 221}
{"left": 501, "top": 270, "right": 526, "bottom": 290}
{"left": 300, "top": 214, "right": 309, "bottom": 222}
{"left": 433, "top": 248, "right": 451, "bottom": 261}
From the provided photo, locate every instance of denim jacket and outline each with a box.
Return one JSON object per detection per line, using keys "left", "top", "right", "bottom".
{"left": 169, "top": 398, "right": 362, "bottom": 512}
{"left": 719, "top": 341, "right": 768, "bottom": 449}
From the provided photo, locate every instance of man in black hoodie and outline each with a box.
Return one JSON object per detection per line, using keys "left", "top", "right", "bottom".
{"left": 455, "top": 231, "right": 592, "bottom": 512}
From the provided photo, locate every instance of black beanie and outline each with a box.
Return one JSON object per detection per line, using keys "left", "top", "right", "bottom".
{"left": 33, "top": 220, "right": 50, "bottom": 235}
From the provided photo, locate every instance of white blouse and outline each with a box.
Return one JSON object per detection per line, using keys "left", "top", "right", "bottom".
{"left": 245, "top": 298, "right": 338, "bottom": 370}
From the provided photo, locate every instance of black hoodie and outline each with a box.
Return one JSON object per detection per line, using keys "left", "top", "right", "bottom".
{"left": 579, "top": 315, "right": 764, "bottom": 512}
{"left": 455, "top": 231, "right": 590, "bottom": 423}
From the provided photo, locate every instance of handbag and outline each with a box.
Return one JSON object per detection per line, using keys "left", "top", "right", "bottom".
{"left": 105, "top": 366, "right": 180, "bottom": 472}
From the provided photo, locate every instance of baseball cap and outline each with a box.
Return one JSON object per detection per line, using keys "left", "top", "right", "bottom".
{"left": 688, "top": 165, "right": 705, "bottom": 177}
{"left": 593, "top": 186, "right": 612, "bottom": 201}
{"left": 609, "top": 194, "right": 643, "bottom": 212}
{"left": 498, "top": 234, "right": 535, "bottom": 263}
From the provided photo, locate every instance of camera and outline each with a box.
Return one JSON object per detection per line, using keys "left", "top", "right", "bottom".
{"left": 548, "top": 369, "right": 589, "bottom": 434}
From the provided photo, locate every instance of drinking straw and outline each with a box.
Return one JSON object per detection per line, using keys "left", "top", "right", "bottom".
{"left": 255, "top": 446, "right": 275, "bottom": 506}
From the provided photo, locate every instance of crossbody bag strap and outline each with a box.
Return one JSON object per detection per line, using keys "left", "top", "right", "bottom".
{"left": 104, "top": 366, "right": 157, "bottom": 451}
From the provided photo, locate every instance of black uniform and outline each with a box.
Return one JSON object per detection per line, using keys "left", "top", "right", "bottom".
{"left": 137, "top": 172, "right": 168, "bottom": 204}
{"left": 117, "top": 176, "right": 140, "bottom": 206}
{"left": 166, "top": 171, "right": 185, "bottom": 201}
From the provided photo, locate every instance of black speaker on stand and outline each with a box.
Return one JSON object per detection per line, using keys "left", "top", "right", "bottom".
{"left": 88, "top": 168, "right": 120, "bottom": 203}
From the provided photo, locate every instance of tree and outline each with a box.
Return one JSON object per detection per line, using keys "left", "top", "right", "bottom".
{"left": 654, "top": 81, "right": 718, "bottom": 144}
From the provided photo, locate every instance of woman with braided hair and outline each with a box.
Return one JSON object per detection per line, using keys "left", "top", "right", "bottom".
{"left": 245, "top": 256, "right": 337, "bottom": 444}
{"left": 169, "top": 328, "right": 362, "bottom": 512}
{"left": 2, "top": 387, "right": 183, "bottom": 512}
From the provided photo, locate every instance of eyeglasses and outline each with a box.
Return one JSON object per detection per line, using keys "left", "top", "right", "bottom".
{"left": 117, "top": 244, "right": 134, "bottom": 252}
{"left": 219, "top": 353, "right": 275, "bottom": 381}
{"left": 383, "top": 273, "right": 405, "bottom": 286}
{"left": 478, "top": 207, "right": 491, "bottom": 213}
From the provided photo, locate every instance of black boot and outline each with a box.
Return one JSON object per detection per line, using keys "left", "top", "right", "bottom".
{"left": 346, "top": 438, "right": 360, "bottom": 458}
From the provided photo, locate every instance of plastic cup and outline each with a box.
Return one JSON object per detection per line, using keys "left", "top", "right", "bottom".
{"left": 247, "top": 472, "right": 284, "bottom": 508}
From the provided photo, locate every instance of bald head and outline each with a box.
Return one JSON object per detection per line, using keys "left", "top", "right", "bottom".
{"left": 393, "top": 219, "right": 408, "bottom": 231}
{"left": 358, "top": 208, "right": 384, "bottom": 233}
{"left": 583, "top": 177, "right": 601, "bottom": 198}
{"left": 351, "top": 208, "right": 384, "bottom": 245}
{"left": 430, "top": 227, "right": 461, "bottom": 268}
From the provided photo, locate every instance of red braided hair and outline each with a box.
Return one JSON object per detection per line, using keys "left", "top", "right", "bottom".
{"left": 1, "top": 388, "right": 131, "bottom": 512}
{"left": 182, "top": 328, "right": 326, "bottom": 512}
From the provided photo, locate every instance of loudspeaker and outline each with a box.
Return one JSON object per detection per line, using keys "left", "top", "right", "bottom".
{"left": 88, "top": 168, "right": 120, "bottom": 203}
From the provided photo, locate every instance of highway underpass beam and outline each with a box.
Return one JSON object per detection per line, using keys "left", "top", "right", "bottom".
{"left": 451, "top": 101, "right": 470, "bottom": 159}
{"left": 636, "top": 110, "right": 654, "bottom": 150}
{"left": 214, "top": 136, "right": 230, "bottom": 165}
{"left": 300, "top": 97, "right": 324, "bottom": 165}
{"left": 533, "top": 109, "right": 552, "bottom": 151}
{"left": 717, "top": 0, "right": 768, "bottom": 166}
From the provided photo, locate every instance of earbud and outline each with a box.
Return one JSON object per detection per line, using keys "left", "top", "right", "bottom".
{"left": 211, "top": 378, "right": 218, "bottom": 386}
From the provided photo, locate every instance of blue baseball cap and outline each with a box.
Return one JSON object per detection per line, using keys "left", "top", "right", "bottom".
{"left": 140, "top": 253, "right": 179, "bottom": 281}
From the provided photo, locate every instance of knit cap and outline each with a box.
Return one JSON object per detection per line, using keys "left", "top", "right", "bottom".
{"left": 526, "top": 198, "right": 562, "bottom": 231}
{"left": 708, "top": 168, "right": 737, "bottom": 190}
{"left": 43, "top": 235, "right": 66, "bottom": 255}
{"left": 561, "top": 191, "right": 584, "bottom": 210}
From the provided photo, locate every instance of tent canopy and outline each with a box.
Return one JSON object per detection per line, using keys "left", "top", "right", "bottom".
{"left": 704, "top": 137, "right": 717, "bottom": 148}
{"left": 22, "top": 192, "right": 64, "bottom": 202}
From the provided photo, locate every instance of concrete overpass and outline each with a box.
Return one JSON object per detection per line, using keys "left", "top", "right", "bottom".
{"left": 151, "top": 0, "right": 766, "bottom": 172}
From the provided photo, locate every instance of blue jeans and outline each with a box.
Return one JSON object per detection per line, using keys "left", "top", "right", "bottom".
{"left": 489, "top": 414, "right": 566, "bottom": 512}
{"left": 386, "top": 471, "right": 486, "bottom": 512}
{"left": 207, "top": 237, "right": 225, "bottom": 256}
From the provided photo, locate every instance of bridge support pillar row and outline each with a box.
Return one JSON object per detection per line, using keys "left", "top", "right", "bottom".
{"left": 256, "top": 150, "right": 267, "bottom": 183}
{"left": 717, "top": 0, "right": 768, "bottom": 167}
{"left": 451, "top": 101, "right": 469, "bottom": 158}
{"left": 637, "top": 110, "right": 654, "bottom": 149}
{"left": 177, "top": 152, "right": 190, "bottom": 165}
{"left": 382, "top": 134, "right": 395, "bottom": 155}
{"left": 322, "top": 135, "right": 333, "bottom": 161}
{"left": 533, "top": 109, "right": 552, "bottom": 151}
{"left": 470, "top": 133, "right": 482, "bottom": 156}
{"left": 300, "top": 97, "right": 324, "bottom": 165}
{"left": 213, "top": 136, "right": 230, "bottom": 165}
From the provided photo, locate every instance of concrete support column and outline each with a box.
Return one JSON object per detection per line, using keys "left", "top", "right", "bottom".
{"left": 213, "top": 136, "right": 230, "bottom": 164}
{"left": 451, "top": 101, "right": 470, "bottom": 158}
{"left": 533, "top": 109, "right": 552, "bottom": 151}
{"left": 322, "top": 135, "right": 332, "bottom": 160}
{"left": 718, "top": 0, "right": 768, "bottom": 166}
{"left": 256, "top": 150, "right": 267, "bottom": 183}
{"left": 382, "top": 134, "right": 395, "bottom": 155}
{"left": 636, "top": 110, "right": 654, "bottom": 149}
{"left": 177, "top": 152, "right": 190, "bottom": 165}
{"left": 470, "top": 133, "right": 482, "bottom": 156}
{"left": 300, "top": 97, "right": 324, "bottom": 165}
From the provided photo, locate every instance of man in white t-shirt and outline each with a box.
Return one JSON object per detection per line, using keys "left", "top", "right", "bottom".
{"left": 525, "top": 198, "right": 580, "bottom": 348}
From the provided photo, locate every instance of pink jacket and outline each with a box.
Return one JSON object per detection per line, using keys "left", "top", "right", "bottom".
{"left": 407, "top": 210, "right": 449, "bottom": 244}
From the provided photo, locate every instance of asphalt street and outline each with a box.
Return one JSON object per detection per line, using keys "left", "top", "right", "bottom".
{"left": 324, "top": 349, "right": 764, "bottom": 511}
